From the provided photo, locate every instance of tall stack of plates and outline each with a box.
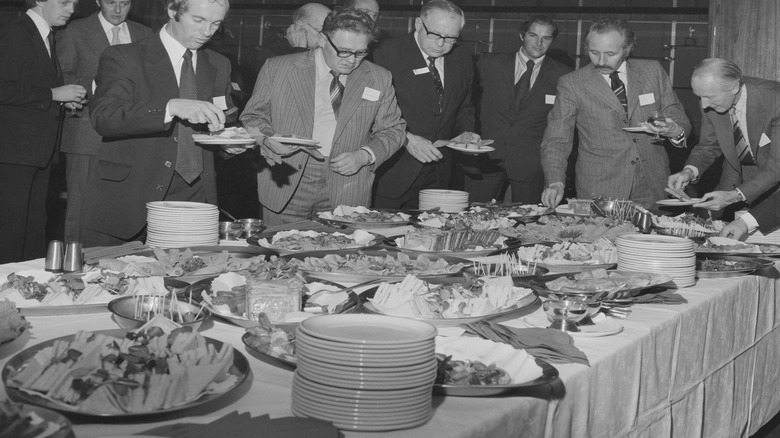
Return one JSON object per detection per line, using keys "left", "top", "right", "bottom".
{"left": 419, "top": 189, "right": 469, "bottom": 213}
{"left": 146, "top": 201, "right": 219, "bottom": 248}
{"left": 292, "top": 314, "right": 437, "bottom": 432}
{"left": 616, "top": 234, "right": 696, "bottom": 287}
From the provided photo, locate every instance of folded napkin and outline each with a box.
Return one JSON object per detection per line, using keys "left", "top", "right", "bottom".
{"left": 137, "top": 411, "right": 340, "bottom": 438}
{"left": 464, "top": 321, "right": 590, "bottom": 366}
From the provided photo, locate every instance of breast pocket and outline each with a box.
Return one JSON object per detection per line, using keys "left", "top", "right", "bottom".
{"left": 97, "top": 160, "right": 132, "bottom": 182}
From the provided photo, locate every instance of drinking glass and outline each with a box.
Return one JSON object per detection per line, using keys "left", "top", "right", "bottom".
{"left": 647, "top": 110, "right": 664, "bottom": 141}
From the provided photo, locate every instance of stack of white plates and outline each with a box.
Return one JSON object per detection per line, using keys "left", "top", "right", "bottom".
{"left": 146, "top": 201, "right": 219, "bottom": 248}
{"left": 292, "top": 314, "right": 437, "bottom": 432}
{"left": 419, "top": 189, "right": 469, "bottom": 213}
{"left": 616, "top": 234, "right": 696, "bottom": 287}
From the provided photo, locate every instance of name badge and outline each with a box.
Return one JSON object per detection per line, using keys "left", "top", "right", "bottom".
{"left": 545, "top": 95, "right": 556, "bottom": 105}
{"left": 362, "top": 87, "right": 380, "bottom": 101}
{"left": 413, "top": 67, "right": 429, "bottom": 76}
{"left": 759, "top": 133, "right": 772, "bottom": 147}
{"left": 638, "top": 93, "right": 655, "bottom": 106}
{"left": 212, "top": 96, "right": 228, "bottom": 110}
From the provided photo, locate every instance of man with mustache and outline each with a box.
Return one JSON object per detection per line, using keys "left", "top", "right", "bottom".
{"left": 540, "top": 18, "right": 691, "bottom": 209}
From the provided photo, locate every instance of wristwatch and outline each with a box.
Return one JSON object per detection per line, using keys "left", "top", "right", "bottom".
{"left": 671, "top": 130, "right": 685, "bottom": 142}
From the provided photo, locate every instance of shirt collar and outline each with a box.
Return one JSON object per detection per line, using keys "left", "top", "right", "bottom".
{"left": 26, "top": 9, "right": 51, "bottom": 43}
{"left": 160, "top": 24, "right": 197, "bottom": 68}
{"left": 733, "top": 83, "right": 748, "bottom": 116}
{"left": 314, "top": 47, "right": 331, "bottom": 82}
{"left": 517, "top": 48, "right": 545, "bottom": 68}
{"left": 97, "top": 12, "right": 126, "bottom": 35}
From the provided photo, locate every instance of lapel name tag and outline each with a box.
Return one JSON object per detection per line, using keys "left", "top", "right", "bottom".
{"left": 362, "top": 87, "right": 380, "bottom": 101}
{"left": 212, "top": 95, "right": 228, "bottom": 110}
{"left": 638, "top": 93, "right": 655, "bottom": 106}
{"left": 545, "top": 94, "right": 556, "bottom": 105}
{"left": 413, "top": 67, "right": 429, "bottom": 75}
{"left": 759, "top": 133, "right": 772, "bottom": 147}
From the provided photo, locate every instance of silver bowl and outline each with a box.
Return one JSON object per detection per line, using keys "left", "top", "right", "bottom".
{"left": 107, "top": 296, "right": 211, "bottom": 330}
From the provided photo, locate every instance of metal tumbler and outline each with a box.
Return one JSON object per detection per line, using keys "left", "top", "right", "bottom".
{"left": 45, "top": 240, "right": 64, "bottom": 272}
{"left": 63, "top": 242, "right": 84, "bottom": 273}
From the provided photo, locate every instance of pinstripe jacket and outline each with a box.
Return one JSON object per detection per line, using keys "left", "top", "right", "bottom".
{"left": 540, "top": 59, "right": 690, "bottom": 207}
{"left": 241, "top": 49, "right": 406, "bottom": 212}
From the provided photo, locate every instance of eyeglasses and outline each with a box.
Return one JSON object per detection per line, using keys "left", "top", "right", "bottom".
{"left": 304, "top": 22, "right": 322, "bottom": 34}
{"left": 325, "top": 34, "right": 369, "bottom": 59}
{"left": 104, "top": 0, "right": 131, "bottom": 7}
{"left": 420, "top": 20, "right": 459, "bottom": 44}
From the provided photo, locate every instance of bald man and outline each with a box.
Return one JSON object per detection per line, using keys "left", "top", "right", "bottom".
{"left": 344, "top": 0, "right": 379, "bottom": 21}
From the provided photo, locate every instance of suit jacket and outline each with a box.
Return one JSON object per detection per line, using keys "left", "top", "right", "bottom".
{"left": 750, "top": 189, "right": 779, "bottom": 232}
{"left": 475, "top": 52, "right": 572, "bottom": 182}
{"left": 541, "top": 59, "right": 691, "bottom": 205}
{"left": 57, "top": 12, "right": 152, "bottom": 156}
{"left": 240, "top": 50, "right": 406, "bottom": 212}
{"left": 0, "top": 14, "right": 61, "bottom": 167}
{"left": 86, "top": 32, "right": 233, "bottom": 239}
{"left": 371, "top": 34, "right": 476, "bottom": 198}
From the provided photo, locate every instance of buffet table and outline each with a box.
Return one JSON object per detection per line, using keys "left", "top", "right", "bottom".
{"left": 2, "top": 256, "right": 779, "bottom": 438}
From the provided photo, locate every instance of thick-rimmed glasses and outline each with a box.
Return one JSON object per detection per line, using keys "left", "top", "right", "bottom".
{"left": 325, "top": 34, "right": 369, "bottom": 59}
{"left": 420, "top": 20, "right": 459, "bottom": 44}
{"left": 104, "top": 0, "right": 131, "bottom": 7}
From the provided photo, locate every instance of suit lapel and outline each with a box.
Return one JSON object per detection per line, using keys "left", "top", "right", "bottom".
{"left": 21, "top": 15, "right": 54, "bottom": 80}
{"left": 146, "top": 35, "right": 179, "bottom": 101}
{"left": 625, "top": 59, "right": 644, "bottom": 119}
{"left": 195, "top": 49, "right": 217, "bottom": 101}
{"left": 502, "top": 54, "right": 517, "bottom": 110}
{"left": 713, "top": 111, "right": 740, "bottom": 166}
{"left": 290, "top": 52, "right": 316, "bottom": 136}
{"left": 334, "top": 62, "right": 369, "bottom": 141}
{"left": 745, "top": 83, "right": 766, "bottom": 157}
{"left": 85, "top": 14, "right": 110, "bottom": 54}
{"left": 584, "top": 65, "right": 624, "bottom": 115}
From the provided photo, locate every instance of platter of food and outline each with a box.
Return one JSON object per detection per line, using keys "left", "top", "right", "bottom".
{"left": 242, "top": 325, "right": 297, "bottom": 367}
{"left": 694, "top": 237, "right": 780, "bottom": 258}
{"left": 515, "top": 215, "right": 637, "bottom": 243}
{"left": 192, "top": 127, "right": 256, "bottom": 146}
{"left": 529, "top": 269, "right": 674, "bottom": 300}
{"left": 2, "top": 328, "right": 250, "bottom": 417}
{"left": 413, "top": 207, "right": 517, "bottom": 231}
{"left": 248, "top": 229, "right": 382, "bottom": 254}
{"left": 652, "top": 213, "right": 722, "bottom": 238}
{"left": 514, "top": 239, "right": 618, "bottom": 273}
{"left": 1, "top": 299, "right": 29, "bottom": 346}
{"left": 695, "top": 254, "right": 774, "bottom": 278}
{"left": 0, "top": 400, "right": 73, "bottom": 438}
{"left": 445, "top": 142, "right": 495, "bottom": 154}
{"left": 315, "top": 205, "right": 411, "bottom": 229}
{"left": 361, "top": 275, "right": 538, "bottom": 327}
{"left": 385, "top": 227, "right": 520, "bottom": 258}
{"left": 283, "top": 249, "right": 469, "bottom": 283}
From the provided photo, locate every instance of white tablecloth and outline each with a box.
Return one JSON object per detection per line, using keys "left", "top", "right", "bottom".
{"left": 1, "top": 258, "right": 779, "bottom": 437}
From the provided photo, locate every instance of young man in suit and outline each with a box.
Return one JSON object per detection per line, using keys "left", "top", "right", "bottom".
{"left": 83, "top": 0, "right": 241, "bottom": 247}
{"left": 464, "top": 15, "right": 572, "bottom": 204}
{"left": 0, "top": 0, "right": 86, "bottom": 263}
{"left": 241, "top": 8, "right": 406, "bottom": 226}
{"left": 668, "top": 58, "right": 780, "bottom": 240}
{"left": 541, "top": 18, "right": 691, "bottom": 209}
{"left": 57, "top": 0, "right": 152, "bottom": 243}
{"left": 371, "top": 0, "right": 478, "bottom": 209}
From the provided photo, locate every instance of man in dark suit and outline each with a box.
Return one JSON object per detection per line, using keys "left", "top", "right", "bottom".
{"left": 464, "top": 15, "right": 572, "bottom": 204}
{"left": 371, "top": 0, "right": 477, "bottom": 209}
{"left": 0, "top": 0, "right": 86, "bottom": 263}
{"left": 83, "top": 0, "right": 239, "bottom": 247}
{"left": 57, "top": 0, "right": 152, "bottom": 243}
{"left": 668, "top": 58, "right": 780, "bottom": 240}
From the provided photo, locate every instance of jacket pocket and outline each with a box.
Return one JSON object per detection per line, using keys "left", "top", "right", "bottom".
{"left": 97, "top": 160, "right": 132, "bottom": 182}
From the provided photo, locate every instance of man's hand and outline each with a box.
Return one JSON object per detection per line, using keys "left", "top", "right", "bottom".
{"left": 52, "top": 84, "right": 87, "bottom": 103}
{"left": 286, "top": 23, "right": 308, "bottom": 48}
{"left": 667, "top": 168, "right": 695, "bottom": 191}
{"left": 168, "top": 98, "right": 226, "bottom": 132}
{"left": 330, "top": 150, "right": 369, "bottom": 176}
{"left": 406, "top": 133, "right": 442, "bottom": 163}
{"left": 542, "top": 182, "right": 565, "bottom": 208}
{"left": 720, "top": 217, "right": 749, "bottom": 240}
{"left": 693, "top": 190, "right": 740, "bottom": 210}
{"left": 451, "top": 131, "right": 481, "bottom": 144}
{"left": 641, "top": 117, "right": 684, "bottom": 139}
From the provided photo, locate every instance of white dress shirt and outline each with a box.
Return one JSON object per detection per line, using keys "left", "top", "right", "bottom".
{"left": 98, "top": 13, "right": 131, "bottom": 45}
{"left": 311, "top": 48, "right": 341, "bottom": 157}
{"left": 161, "top": 26, "right": 198, "bottom": 123}
{"left": 515, "top": 48, "right": 545, "bottom": 88}
{"left": 414, "top": 36, "right": 444, "bottom": 87}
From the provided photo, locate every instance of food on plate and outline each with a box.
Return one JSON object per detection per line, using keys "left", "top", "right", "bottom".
{"left": 245, "top": 278, "right": 302, "bottom": 324}
{"left": 212, "top": 126, "right": 251, "bottom": 139}
{"left": 317, "top": 205, "right": 410, "bottom": 223}
{"left": 515, "top": 239, "right": 618, "bottom": 266}
{"left": 695, "top": 237, "right": 780, "bottom": 254}
{"left": 244, "top": 316, "right": 295, "bottom": 360}
{"left": 6, "top": 327, "right": 237, "bottom": 415}
{"left": 567, "top": 199, "right": 593, "bottom": 215}
{"left": 256, "top": 229, "right": 376, "bottom": 251}
{"left": 288, "top": 251, "right": 467, "bottom": 277}
{"left": 98, "top": 248, "right": 262, "bottom": 278}
{"left": 0, "top": 270, "right": 118, "bottom": 308}
{"left": 516, "top": 215, "right": 636, "bottom": 243}
{"left": 396, "top": 228, "right": 505, "bottom": 252}
{"left": 435, "top": 354, "right": 511, "bottom": 386}
{"left": 698, "top": 259, "right": 758, "bottom": 271}
{"left": 0, "top": 400, "right": 69, "bottom": 438}
{"left": 540, "top": 269, "right": 671, "bottom": 293}
{"left": 652, "top": 213, "right": 723, "bottom": 237}
{"left": 0, "top": 299, "right": 29, "bottom": 344}
{"left": 368, "top": 274, "right": 533, "bottom": 319}
{"left": 416, "top": 207, "right": 517, "bottom": 231}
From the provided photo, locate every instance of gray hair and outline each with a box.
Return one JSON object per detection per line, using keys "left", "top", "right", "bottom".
{"left": 420, "top": 0, "right": 465, "bottom": 23}
{"left": 692, "top": 58, "right": 743, "bottom": 89}
{"left": 584, "top": 17, "right": 636, "bottom": 53}
{"left": 169, "top": 0, "right": 229, "bottom": 20}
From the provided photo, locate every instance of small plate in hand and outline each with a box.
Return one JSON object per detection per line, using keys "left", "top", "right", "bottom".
{"left": 269, "top": 135, "right": 321, "bottom": 148}
{"left": 656, "top": 198, "right": 703, "bottom": 206}
{"left": 622, "top": 127, "right": 647, "bottom": 133}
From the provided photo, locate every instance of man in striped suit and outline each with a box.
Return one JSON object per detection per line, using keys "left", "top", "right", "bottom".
{"left": 241, "top": 8, "right": 406, "bottom": 226}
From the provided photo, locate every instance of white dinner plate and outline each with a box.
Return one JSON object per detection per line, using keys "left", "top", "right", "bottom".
{"left": 656, "top": 198, "right": 703, "bottom": 206}
{"left": 445, "top": 144, "right": 495, "bottom": 154}
{"left": 192, "top": 134, "right": 256, "bottom": 146}
{"left": 622, "top": 126, "right": 648, "bottom": 133}
{"left": 269, "top": 136, "right": 321, "bottom": 147}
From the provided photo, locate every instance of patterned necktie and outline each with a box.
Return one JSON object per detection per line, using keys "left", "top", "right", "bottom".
{"left": 610, "top": 71, "right": 628, "bottom": 114}
{"left": 329, "top": 70, "right": 344, "bottom": 118}
{"left": 175, "top": 50, "right": 202, "bottom": 183}
{"left": 514, "top": 59, "right": 535, "bottom": 104}
{"left": 731, "top": 109, "right": 756, "bottom": 165}
{"left": 111, "top": 26, "right": 121, "bottom": 45}
{"left": 428, "top": 56, "right": 444, "bottom": 113}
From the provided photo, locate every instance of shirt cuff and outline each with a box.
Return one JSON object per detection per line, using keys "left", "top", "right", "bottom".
{"left": 734, "top": 187, "right": 747, "bottom": 202}
{"left": 683, "top": 165, "right": 699, "bottom": 182}
{"left": 164, "top": 101, "right": 173, "bottom": 124}
{"left": 741, "top": 212, "right": 759, "bottom": 232}
{"left": 360, "top": 146, "right": 376, "bottom": 165}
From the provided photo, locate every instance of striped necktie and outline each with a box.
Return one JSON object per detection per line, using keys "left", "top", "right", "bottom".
{"left": 329, "top": 70, "right": 344, "bottom": 118}
{"left": 428, "top": 56, "right": 444, "bottom": 113}
{"left": 731, "top": 109, "right": 756, "bottom": 165}
{"left": 610, "top": 71, "right": 628, "bottom": 114}
{"left": 175, "top": 49, "right": 202, "bottom": 183}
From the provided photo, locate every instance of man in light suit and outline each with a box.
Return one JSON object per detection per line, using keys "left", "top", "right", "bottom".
{"left": 371, "top": 0, "right": 477, "bottom": 209}
{"left": 57, "top": 0, "right": 152, "bottom": 243}
{"left": 541, "top": 18, "right": 691, "bottom": 209}
{"left": 241, "top": 8, "right": 406, "bottom": 226}
{"left": 464, "top": 15, "right": 572, "bottom": 204}
{"left": 668, "top": 58, "right": 780, "bottom": 240}
{"left": 0, "top": 0, "right": 86, "bottom": 263}
{"left": 84, "top": 0, "right": 238, "bottom": 247}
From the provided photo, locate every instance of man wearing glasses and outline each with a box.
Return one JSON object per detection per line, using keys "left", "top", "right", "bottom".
{"left": 371, "top": 0, "right": 478, "bottom": 209}
{"left": 57, "top": 0, "right": 152, "bottom": 243}
{"left": 241, "top": 7, "right": 406, "bottom": 225}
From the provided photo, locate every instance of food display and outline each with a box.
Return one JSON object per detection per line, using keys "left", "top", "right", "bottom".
{"left": 694, "top": 255, "right": 774, "bottom": 278}
{"left": 699, "top": 259, "right": 757, "bottom": 271}
{"left": 97, "top": 248, "right": 267, "bottom": 278}
{"left": 253, "top": 229, "right": 377, "bottom": 252}
{"left": 516, "top": 215, "right": 636, "bottom": 243}
{"left": 242, "top": 322, "right": 296, "bottom": 366}
{"left": 532, "top": 269, "right": 673, "bottom": 295}
{"left": 286, "top": 251, "right": 467, "bottom": 280}
{"left": 415, "top": 206, "right": 517, "bottom": 231}
{"left": 394, "top": 228, "right": 507, "bottom": 252}
{"left": 652, "top": 213, "right": 723, "bottom": 237}
{"left": 435, "top": 354, "right": 510, "bottom": 386}
{"left": 0, "top": 400, "right": 71, "bottom": 438}
{"left": 317, "top": 205, "right": 411, "bottom": 224}
{"left": 515, "top": 239, "right": 618, "bottom": 266}
{"left": 0, "top": 299, "right": 29, "bottom": 344}
{"left": 4, "top": 327, "right": 244, "bottom": 415}
{"left": 695, "top": 237, "right": 780, "bottom": 256}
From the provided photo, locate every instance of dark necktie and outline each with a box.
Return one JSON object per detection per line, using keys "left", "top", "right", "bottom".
{"left": 428, "top": 56, "right": 444, "bottom": 113}
{"left": 48, "top": 31, "right": 62, "bottom": 84}
{"left": 175, "top": 49, "right": 202, "bottom": 183}
{"left": 514, "top": 59, "right": 534, "bottom": 104}
{"left": 731, "top": 109, "right": 756, "bottom": 165}
{"left": 610, "top": 71, "right": 628, "bottom": 114}
{"left": 329, "top": 70, "right": 344, "bottom": 118}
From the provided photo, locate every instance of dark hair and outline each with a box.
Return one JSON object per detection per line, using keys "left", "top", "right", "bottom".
{"left": 692, "top": 58, "right": 744, "bottom": 88}
{"left": 168, "top": 0, "right": 229, "bottom": 21}
{"left": 25, "top": 0, "right": 40, "bottom": 8}
{"left": 584, "top": 17, "right": 636, "bottom": 53}
{"left": 519, "top": 15, "right": 559, "bottom": 40}
{"left": 420, "top": 0, "right": 464, "bottom": 22}
{"left": 321, "top": 7, "right": 377, "bottom": 41}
